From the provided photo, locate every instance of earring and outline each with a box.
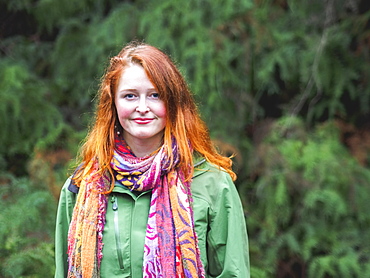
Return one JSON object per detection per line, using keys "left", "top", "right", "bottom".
{"left": 115, "top": 125, "right": 121, "bottom": 135}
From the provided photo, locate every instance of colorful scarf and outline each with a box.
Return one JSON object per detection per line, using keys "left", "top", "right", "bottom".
{"left": 67, "top": 138, "right": 205, "bottom": 278}
{"left": 67, "top": 161, "right": 110, "bottom": 277}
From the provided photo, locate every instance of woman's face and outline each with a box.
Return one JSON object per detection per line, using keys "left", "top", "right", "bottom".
{"left": 115, "top": 64, "right": 166, "bottom": 152}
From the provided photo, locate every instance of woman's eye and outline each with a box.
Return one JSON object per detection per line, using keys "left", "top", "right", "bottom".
{"left": 151, "top": 93, "right": 160, "bottom": 99}
{"left": 124, "top": 93, "right": 135, "bottom": 99}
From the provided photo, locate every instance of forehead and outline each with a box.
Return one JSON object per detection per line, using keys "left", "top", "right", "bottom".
{"left": 117, "top": 64, "right": 155, "bottom": 90}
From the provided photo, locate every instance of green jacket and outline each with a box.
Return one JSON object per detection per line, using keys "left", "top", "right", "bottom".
{"left": 55, "top": 161, "right": 250, "bottom": 277}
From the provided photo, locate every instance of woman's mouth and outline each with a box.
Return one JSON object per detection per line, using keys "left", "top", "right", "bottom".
{"left": 132, "top": 118, "right": 154, "bottom": 124}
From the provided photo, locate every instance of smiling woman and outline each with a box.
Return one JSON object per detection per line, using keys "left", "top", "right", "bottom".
{"left": 54, "top": 42, "right": 250, "bottom": 278}
{"left": 115, "top": 64, "right": 167, "bottom": 157}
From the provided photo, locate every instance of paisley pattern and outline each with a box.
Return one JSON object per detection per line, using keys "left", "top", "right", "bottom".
{"left": 112, "top": 138, "right": 205, "bottom": 278}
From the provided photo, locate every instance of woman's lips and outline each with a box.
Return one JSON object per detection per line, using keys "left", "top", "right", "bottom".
{"left": 132, "top": 118, "right": 154, "bottom": 124}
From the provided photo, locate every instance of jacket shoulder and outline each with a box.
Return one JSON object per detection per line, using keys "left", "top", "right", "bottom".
{"left": 192, "top": 160, "right": 236, "bottom": 211}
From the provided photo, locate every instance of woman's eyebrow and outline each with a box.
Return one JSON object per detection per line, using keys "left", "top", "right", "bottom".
{"left": 118, "top": 88, "right": 137, "bottom": 93}
{"left": 118, "top": 88, "right": 157, "bottom": 93}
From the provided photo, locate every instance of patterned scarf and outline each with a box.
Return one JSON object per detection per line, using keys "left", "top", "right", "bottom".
{"left": 67, "top": 138, "right": 205, "bottom": 278}
{"left": 67, "top": 161, "right": 110, "bottom": 277}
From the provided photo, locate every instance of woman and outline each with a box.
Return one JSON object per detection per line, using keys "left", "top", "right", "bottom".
{"left": 55, "top": 42, "right": 249, "bottom": 278}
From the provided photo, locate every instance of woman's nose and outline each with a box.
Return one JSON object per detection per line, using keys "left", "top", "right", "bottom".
{"left": 135, "top": 98, "right": 150, "bottom": 113}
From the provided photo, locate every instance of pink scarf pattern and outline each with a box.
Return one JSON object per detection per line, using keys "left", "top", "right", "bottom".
{"left": 112, "top": 139, "right": 205, "bottom": 277}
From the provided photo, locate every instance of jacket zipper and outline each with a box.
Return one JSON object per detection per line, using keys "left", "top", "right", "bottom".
{"left": 111, "top": 194, "right": 124, "bottom": 269}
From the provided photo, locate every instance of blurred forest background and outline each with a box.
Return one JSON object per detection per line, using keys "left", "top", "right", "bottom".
{"left": 0, "top": 0, "right": 369, "bottom": 277}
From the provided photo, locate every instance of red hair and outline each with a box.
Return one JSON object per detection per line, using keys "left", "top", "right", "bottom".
{"left": 74, "top": 42, "right": 236, "bottom": 191}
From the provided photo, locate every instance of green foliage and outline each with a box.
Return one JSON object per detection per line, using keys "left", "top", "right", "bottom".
{"left": 0, "top": 57, "right": 64, "bottom": 157}
{"left": 0, "top": 174, "right": 56, "bottom": 277}
{"left": 244, "top": 117, "right": 370, "bottom": 277}
{"left": 2, "top": 0, "right": 368, "bottom": 157}
{"left": 0, "top": 0, "right": 369, "bottom": 276}
{"left": 250, "top": 0, "right": 369, "bottom": 121}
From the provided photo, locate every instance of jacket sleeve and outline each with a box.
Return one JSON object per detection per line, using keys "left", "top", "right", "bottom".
{"left": 54, "top": 178, "right": 76, "bottom": 278}
{"left": 207, "top": 171, "right": 250, "bottom": 278}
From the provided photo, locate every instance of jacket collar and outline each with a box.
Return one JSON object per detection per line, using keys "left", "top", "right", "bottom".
{"left": 193, "top": 156, "right": 209, "bottom": 178}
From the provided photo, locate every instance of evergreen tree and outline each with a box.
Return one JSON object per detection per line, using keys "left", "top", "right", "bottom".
{"left": 0, "top": 0, "right": 368, "bottom": 276}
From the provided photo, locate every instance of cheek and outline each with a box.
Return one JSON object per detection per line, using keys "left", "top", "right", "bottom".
{"left": 155, "top": 102, "right": 167, "bottom": 118}
{"left": 116, "top": 102, "right": 132, "bottom": 119}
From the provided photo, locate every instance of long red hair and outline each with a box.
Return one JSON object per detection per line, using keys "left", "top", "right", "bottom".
{"left": 74, "top": 42, "right": 236, "bottom": 191}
